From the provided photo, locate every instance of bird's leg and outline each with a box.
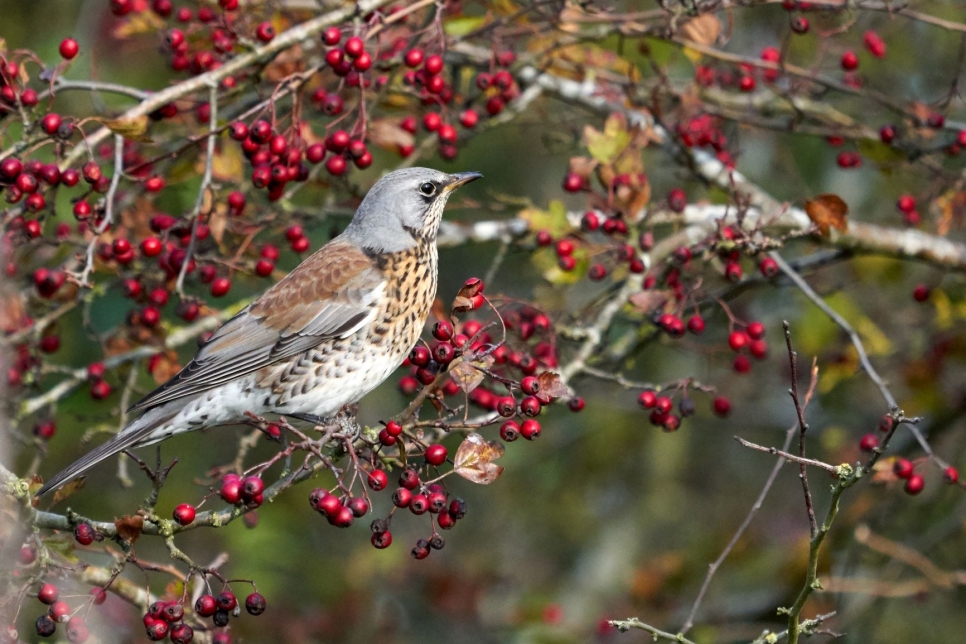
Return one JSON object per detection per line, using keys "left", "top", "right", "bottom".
{"left": 333, "top": 405, "right": 362, "bottom": 443}
{"left": 287, "top": 412, "right": 332, "bottom": 426}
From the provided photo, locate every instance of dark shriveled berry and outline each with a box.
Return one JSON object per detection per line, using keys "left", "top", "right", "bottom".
{"left": 245, "top": 592, "right": 267, "bottom": 616}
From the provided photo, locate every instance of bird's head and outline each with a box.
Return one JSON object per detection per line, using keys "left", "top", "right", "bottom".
{"left": 344, "top": 167, "right": 482, "bottom": 252}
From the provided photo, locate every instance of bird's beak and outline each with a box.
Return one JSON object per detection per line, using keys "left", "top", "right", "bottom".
{"left": 444, "top": 171, "right": 483, "bottom": 192}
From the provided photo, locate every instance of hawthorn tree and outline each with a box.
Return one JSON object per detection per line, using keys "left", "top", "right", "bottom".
{"left": 2, "top": 0, "right": 966, "bottom": 642}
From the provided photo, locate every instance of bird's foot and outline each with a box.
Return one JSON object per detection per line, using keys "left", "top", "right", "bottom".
{"left": 333, "top": 405, "right": 362, "bottom": 443}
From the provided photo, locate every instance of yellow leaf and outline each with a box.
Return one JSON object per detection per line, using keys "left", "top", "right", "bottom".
{"left": 444, "top": 16, "right": 488, "bottom": 37}
{"left": 97, "top": 115, "right": 151, "bottom": 142}
{"left": 209, "top": 143, "right": 244, "bottom": 183}
{"left": 519, "top": 200, "right": 572, "bottom": 239}
{"left": 854, "top": 315, "right": 892, "bottom": 357}
{"left": 679, "top": 14, "right": 721, "bottom": 46}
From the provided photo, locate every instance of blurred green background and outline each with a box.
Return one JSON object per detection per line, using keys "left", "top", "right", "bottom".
{"left": 4, "top": 1, "right": 966, "bottom": 643}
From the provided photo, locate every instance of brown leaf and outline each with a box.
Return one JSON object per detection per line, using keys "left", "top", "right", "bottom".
{"left": 208, "top": 204, "right": 228, "bottom": 245}
{"left": 151, "top": 350, "right": 182, "bottom": 385}
{"left": 536, "top": 372, "right": 569, "bottom": 400}
{"left": 51, "top": 479, "right": 86, "bottom": 505}
{"left": 369, "top": 118, "right": 415, "bottom": 153}
{"left": 629, "top": 289, "right": 672, "bottom": 314}
{"left": 451, "top": 278, "right": 485, "bottom": 314}
{"left": 679, "top": 14, "right": 721, "bottom": 46}
{"left": 114, "top": 514, "right": 143, "bottom": 544}
{"left": 0, "top": 290, "right": 26, "bottom": 333}
{"left": 453, "top": 432, "right": 505, "bottom": 485}
{"left": 448, "top": 360, "right": 484, "bottom": 394}
{"left": 568, "top": 155, "right": 598, "bottom": 178}
{"left": 804, "top": 194, "right": 849, "bottom": 236}
{"left": 97, "top": 115, "right": 151, "bottom": 142}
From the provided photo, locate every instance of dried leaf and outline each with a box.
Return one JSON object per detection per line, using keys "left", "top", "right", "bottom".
{"left": 448, "top": 360, "right": 484, "bottom": 394}
{"left": 151, "top": 350, "right": 182, "bottom": 385}
{"left": 369, "top": 118, "right": 415, "bottom": 153}
{"left": 679, "top": 14, "right": 721, "bottom": 46}
{"left": 453, "top": 432, "right": 505, "bottom": 485}
{"left": 804, "top": 194, "right": 849, "bottom": 236}
{"left": 629, "top": 289, "right": 672, "bottom": 314}
{"left": 51, "top": 479, "right": 86, "bottom": 505}
{"left": 536, "top": 372, "right": 569, "bottom": 400}
{"left": 113, "top": 11, "right": 165, "bottom": 38}
{"left": 0, "top": 290, "right": 26, "bottom": 333}
{"left": 209, "top": 143, "right": 244, "bottom": 183}
{"left": 208, "top": 204, "right": 228, "bottom": 245}
{"left": 114, "top": 515, "right": 143, "bottom": 544}
{"left": 97, "top": 115, "right": 151, "bottom": 142}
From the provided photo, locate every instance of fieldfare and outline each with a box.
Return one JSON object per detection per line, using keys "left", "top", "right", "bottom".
{"left": 38, "top": 167, "right": 482, "bottom": 495}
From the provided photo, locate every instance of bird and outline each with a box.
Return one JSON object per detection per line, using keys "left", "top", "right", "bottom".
{"left": 38, "top": 167, "right": 482, "bottom": 495}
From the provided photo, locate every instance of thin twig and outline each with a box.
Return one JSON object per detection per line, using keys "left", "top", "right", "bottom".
{"left": 784, "top": 321, "right": 818, "bottom": 537}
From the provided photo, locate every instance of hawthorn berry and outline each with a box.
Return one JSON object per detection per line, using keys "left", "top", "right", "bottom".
{"left": 371, "top": 531, "right": 393, "bottom": 549}
{"left": 686, "top": 315, "right": 705, "bottom": 334}
{"left": 367, "top": 469, "right": 388, "bottom": 491}
{"left": 562, "top": 173, "right": 584, "bottom": 192}
{"left": 841, "top": 50, "right": 859, "bottom": 71}
{"left": 520, "top": 419, "right": 541, "bottom": 440}
{"left": 943, "top": 466, "right": 959, "bottom": 484}
{"left": 409, "top": 494, "right": 429, "bottom": 515}
{"left": 790, "top": 16, "right": 809, "bottom": 33}
{"left": 49, "top": 600, "right": 70, "bottom": 622}
{"left": 36, "top": 614, "right": 56, "bottom": 637}
{"left": 904, "top": 473, "right": 925, "bottom": 496}
{"left": 859, "top": 433, "right": 879, "bottom": 452}
{"left": 912, "top": 284, "right": 930, "bottom": 302}
{"left": 216, "top": 591, "right": 237, "bottom": 612}
{"left": 170, "top": 624, "right": 194, "bottom": 644}
{"left": 38, "top": 583, "right": 59, "bottom": 605}
{"left": 392, "top": 487, "right": 412, "bottom": 508}
{"left": 733, "top": 355, "right": 752, "bottom": 373}
{"left": 255, "top": 22, "right": 275, "bottom": 43}
{"left": 212, "top": 610, "right": 230, "bottom": 627}
{"left": 173, "top": 504, "right": 196, "bottom": 525}
{"left": 244, "top": 592, "right": 266, "bottom": 616}
{"left": 59, "top": 38, "right": 79, "bottom": 60}
{"left": 500, "top": 420, "right": 520, "bottom": 442}
{"left": 889, "top": 459, "right": 913, "bottom": 480}
{"left": 425, "top": 444, "right": 448, "bottom": 466}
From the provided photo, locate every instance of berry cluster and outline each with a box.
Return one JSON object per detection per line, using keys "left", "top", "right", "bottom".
{"left": 29, "top": 582, "right": 102, "bottom": 643}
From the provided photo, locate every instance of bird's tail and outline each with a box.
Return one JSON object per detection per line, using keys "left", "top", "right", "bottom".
{"left": 36, "top": 407, "right": 171, "bottom": 496}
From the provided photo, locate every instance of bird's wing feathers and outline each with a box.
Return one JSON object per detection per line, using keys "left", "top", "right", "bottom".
{"left": 130, "top": 241, "right": 384, "bottom": 413}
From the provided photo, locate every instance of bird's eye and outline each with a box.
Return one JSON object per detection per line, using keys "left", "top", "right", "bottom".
{"left": 418, "top": 182, "right": 437, "bottom": 197}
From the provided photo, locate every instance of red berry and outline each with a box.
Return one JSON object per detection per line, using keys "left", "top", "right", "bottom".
{"left": 404, "top": 48, "right": 424, "bottom": 67}
{"left": 739, "top": 76, "right": 756, "bottom": 92}
{"left": 220, "top": 476, "right": 242, "bottom": 504}
{"left": 728, "top": 331, "right": 749, "bottom": 351}
{"left": 686, "top": 315, "right": 705, "bottom": 334}
{"left": 195, "top": 594, "right": 217, "bottom": 616}
{"left": 344, "top": 36, "right": 364, "bottom": 58}
{"left": 943, "top": 466, "right": 959, "bottom": 484}
{"left": 759, "top": 257, "right": 779, "bottom": 277}
{"left": 173, "top": 504, "right": 196, "bottom": 525}
{"left": 367, "top": 469, "right": 388, "bottom": 491}
{"left": 638, "top": 390, "right": 657, "bottom": 409}
{"left": 746, "top": 321, "right": 765, "bottom": 339}
{"left": 210, "top": 277, "right": 231, "bottom": 297}
{"left": 841, "top": 50, "right": 859, "bottom": 71}
{"left": 859, "top": 433, "right": 879, "bottom": 452}
{"left": 255, "top": 22, "right": 275, "bottom": 43}
{"left": 392, "top": 487, "right": 412, "bottom": 508}
{"left": 90, "top": 380, "right": 111, "bottom": 400}
{"left": 667, "top": 188, "right": 687, "bottom": 212}
{"left": 323, "top": 27, "right": 341, "bottom": 46}
{"left": 371, "top": 531, "right": 393, "bottom": 549}
{"left": 500, "top": 420, "right": 520, "bottom": 442}
{"left": 59, "top": 38, "right": 79, "bottom": 60}
{"left": 733, "top": 355, "right": 752, "bottom": 373}
{"left": 913, "top": 284, "right": 930, "bottom": 302}
{"left": 562, "top": 173, "right": 584, "bottom": 192}
{"left": 74, "top": 523, "right": 95, "bottom": 545}
{"left": 904, "top": 473, "right": 924, "bottom": 496}
{"left": 245, "top": 592, "right": 266, "bottom": 616}
{"left": 863, "top": 31, "right": 886, "bottom": 58}
{"left": 216, "top": 591, "right": 237, "bottom": 612}
{"left": 790, "top": 16, "right": 809, "bottom": 34}
{"left": 520, "top": 419, "right": 541, "bottom": 440}
{"left": 38, "top": 583, "right": 59, "bottom": 605}
{"left": 424, "top": 54, "right": 443, "bottom": 75}
{"left": 712, "top": 396, "right": 731, "bottom": 417}
{"left": 425, "top": 443, "right": 448, "bottom": 466}
{"left": 459, "top": 109, "right": 479, "bottom": 128}
{"left": 170, "top": 624, "right": 194, "bottom": 644}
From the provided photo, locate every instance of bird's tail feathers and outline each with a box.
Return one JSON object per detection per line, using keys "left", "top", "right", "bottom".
{"left": 36, "top": 408, "right": 170, "bottom": 496}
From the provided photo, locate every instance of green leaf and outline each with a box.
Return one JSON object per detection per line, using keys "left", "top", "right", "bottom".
{"left": 444, "top": 16, "right": 487, "bottom": 37}
{"left": 519, "top": 200, "right": 571, "bottom": 238}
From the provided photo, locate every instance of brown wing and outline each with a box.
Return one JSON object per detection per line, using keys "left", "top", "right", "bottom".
{"left": 130, "top": 239, "right": 384, "bottom": 413}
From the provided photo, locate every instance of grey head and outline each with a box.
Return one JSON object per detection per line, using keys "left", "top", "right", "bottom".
{"left": 342, "top": 167, "right": 482, "bottom": 252}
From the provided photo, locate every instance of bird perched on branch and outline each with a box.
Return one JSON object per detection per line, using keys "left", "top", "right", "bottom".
{"left": 38, "top": 167, "right": 482, "bottom": 495}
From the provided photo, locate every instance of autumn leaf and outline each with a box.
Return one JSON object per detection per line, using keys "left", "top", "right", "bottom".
{"left": 536, "top": 372, "right": 569, "bottom": 400}
{"left": 97, "top": 115, "right": 151, "bottom": 142}
{"left": 451, "top": 278, "right": 485, "bottom": 313}
{"left": 208, "top": 204, "right": 228, "bottom": 245}
{"left": 368, "top": 118, "right": 415, "bottom": 153}
{"left": 584, "top": 113, "right": 632, "bottom": 164}
{"left": 453, "top": 433, "right": 505, "bottom": 485}
{"left": 519, "top": 200, "right": 572, "bottom": 239}
{"left": 804, "top": 194, "right": 849, "bottom": 236}
{"left": 679, "top": 14, "right": 721, "bottom": 46}
{"left": 0, "top": 290, "right": 26, "bottom": 333}
{"left": 448, "top": 358, "right": 486, "bottom": 394}
{"left": 150, "top": 350, "right": 182, "bottom": 385}
{"left": 52, "top": 479, "right": 86, "bottom": 506}
{"left": 629, "top": 289, "right": 673, "bottom": 315}
{"left": 114, "top": 515, "right": 143, "bottom": 544}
